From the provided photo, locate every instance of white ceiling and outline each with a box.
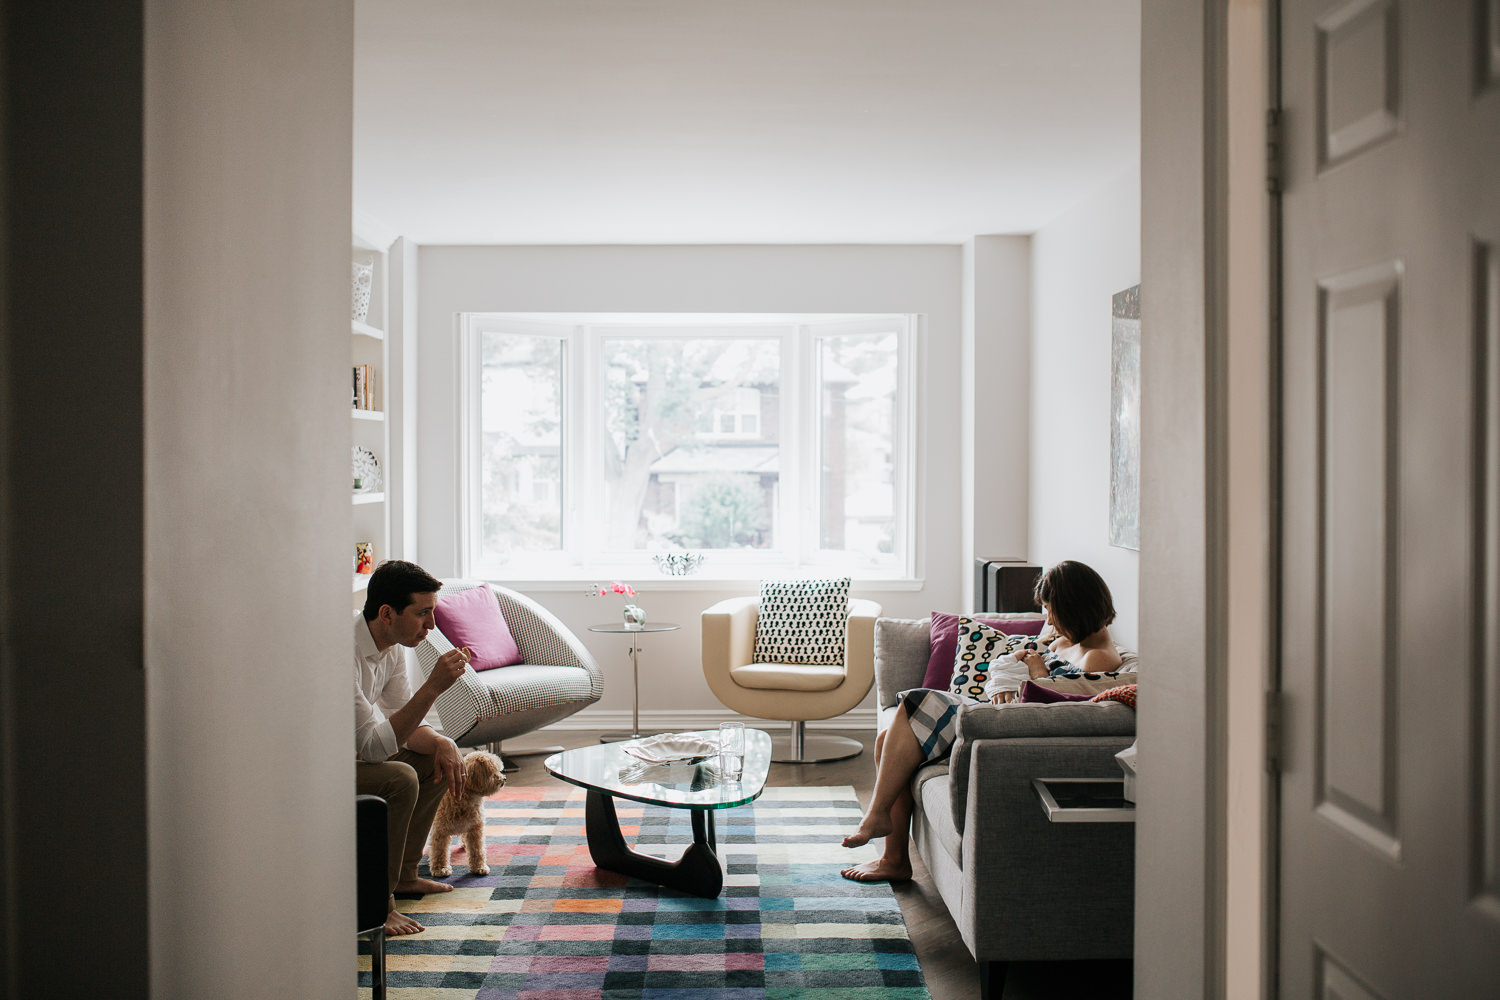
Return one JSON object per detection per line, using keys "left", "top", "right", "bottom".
{"left": 353, "top": 0, "right": 1140, "bottom": 245}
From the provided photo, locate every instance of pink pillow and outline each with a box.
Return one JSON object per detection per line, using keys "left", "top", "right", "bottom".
{"left": 433, "top": 583, "right": 522, "bottom": 671}
{"left": 921, "top": 611, "right": 1046, "bottom": 690}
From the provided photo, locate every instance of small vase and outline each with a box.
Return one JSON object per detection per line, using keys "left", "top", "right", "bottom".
{"left": 622, "top": 604, "right": 646, "bottom": 628}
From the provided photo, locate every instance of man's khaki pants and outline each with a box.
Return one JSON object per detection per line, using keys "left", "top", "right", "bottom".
{"left": 356, "top": 748, "right": 448, "bottom": 905}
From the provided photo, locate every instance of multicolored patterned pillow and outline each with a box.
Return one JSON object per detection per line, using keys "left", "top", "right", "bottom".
{"left": 753, "top": 577, "right": 851, "bottom": 666}
{"left": 1090, "top": 684, "right": 1138, "bottom": 709}
{"left": 949, "top": 617, "right": 1035, "bottom": 701}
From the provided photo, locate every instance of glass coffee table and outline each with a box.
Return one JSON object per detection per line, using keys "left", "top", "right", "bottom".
{"left": 544, "top": 728, "right": 771, "bottom": 898}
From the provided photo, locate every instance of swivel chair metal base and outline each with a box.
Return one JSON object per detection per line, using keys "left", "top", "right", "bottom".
{"left": 770, "top": 721, "right": 864, "bottom": 764}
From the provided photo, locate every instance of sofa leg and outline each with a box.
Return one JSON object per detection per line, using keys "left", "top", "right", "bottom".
{"left": 979, "top": 960, "right": 1008, "bottom": 1000}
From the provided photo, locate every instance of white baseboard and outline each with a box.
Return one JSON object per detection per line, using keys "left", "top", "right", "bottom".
{"left": 531, "top": 707, "right": 879, "bottom": 733}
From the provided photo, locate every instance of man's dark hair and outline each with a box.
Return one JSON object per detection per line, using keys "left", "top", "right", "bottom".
{"left": 1034, "top": 560, "right": 1116, "bottom": 642}
{"left": 362, "top": 559, "right": 443, "bottom": 620}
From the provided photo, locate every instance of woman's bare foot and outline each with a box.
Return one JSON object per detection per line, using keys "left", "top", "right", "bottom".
{"left": 393, "top": 876, "right": 453, "bottom": 894}
{"left": 840, "top": 858, "right": 913, "bottom": 883}
{"left": 385, "top": 909, "right": 425, "bottom": 935}
{"left": 840, "top": 813, "right": 894, "bottom": 848}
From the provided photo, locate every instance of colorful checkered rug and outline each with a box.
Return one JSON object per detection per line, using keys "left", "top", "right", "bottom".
{"left": 357, "top": 784, "right": 929, "bottom": 999}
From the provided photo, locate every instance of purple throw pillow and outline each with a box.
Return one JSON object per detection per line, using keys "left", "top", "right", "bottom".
{"left": 1019, "top": 680, "right": 1095, "bottom": 703}
{"left": 433, "top": 583, "right": 523, "bottom": 671}
{"left": 921, "top": 611, "right": 1046, "bottom": 690}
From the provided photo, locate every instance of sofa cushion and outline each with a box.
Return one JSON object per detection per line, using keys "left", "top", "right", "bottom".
{"left": 922, "top": 611, "right": 1045, "bottom": 690}
{"left": 911, "top": 763, "right": 961, "bottom": 870}
{"left": 433, "top": 582, "right": 523, "bottom": 671}
{"left": 753, "top": 577, "right": 850, "bottom": 665}
{"left": 873, "top": 616, "right": 932, "bottom": 710}
{"left": 1026, "top": 670, "right": 1136, "bottom": 698}
{"left": 729, "top": 661, "right": 845, "bottom": 692}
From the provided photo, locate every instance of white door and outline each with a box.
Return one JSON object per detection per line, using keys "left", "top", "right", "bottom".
{"left": 1279, "top": 0, "right": 1500, "bottom": 996}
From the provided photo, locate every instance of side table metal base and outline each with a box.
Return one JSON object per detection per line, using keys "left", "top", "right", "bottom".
{"left": 599, "top": 731, "right": 658, "bottom": 743}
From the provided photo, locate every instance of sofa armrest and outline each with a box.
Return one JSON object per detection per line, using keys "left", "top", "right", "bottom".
{"left": 701, "top": 595, "right": 759, "bottom": 685}
{"left": 843, "top": 597, "right": 881, "bottom": 698}
{"left": 957, "top": 735, "right": 1137, "bottom": 959}
{"left": 873, "top": 616, "right": 931, "bottom": 712}
{"left": 950, "top": 701, "right": 1137, "bottom": 837}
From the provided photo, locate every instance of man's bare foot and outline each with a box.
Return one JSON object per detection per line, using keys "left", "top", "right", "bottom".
{"left": 393, "top": 876, "right": 454, "bottom": 894}
{"left": 841, "top": 858, "right": 913, "bottom": 883}
{"left": 840, "top": 814, "right": 894, "bottom": 848}
{"left": 385, "top": 909, "right": 425, "bottom": 935}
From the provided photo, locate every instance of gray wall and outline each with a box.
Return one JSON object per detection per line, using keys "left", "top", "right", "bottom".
{"left": 413, "top": 244, "right": 975, "bottom": 728}
{"left": 2, "top": 2, "right": 356, "bottom": 996}
{"left": 1, "top": 5, "right": 149, "bottom": 994}
{"left": 1029, "top": 166, "right": 1143, "bottom": 648}
{"left": 1137, "top": 0, "right": 1228, "bottom": 996}
{"left": 144, "top": 1, "right": 354, "bottom": 995}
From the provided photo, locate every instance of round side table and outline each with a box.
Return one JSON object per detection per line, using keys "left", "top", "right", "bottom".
{"left": 588, "top": 622, "right": 681, "bottom": 742}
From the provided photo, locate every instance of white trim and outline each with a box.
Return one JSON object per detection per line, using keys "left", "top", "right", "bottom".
{"left": 457, "top": 312, "right": 919, "bottom": 581}
{"left": 455, "top": 707, "right": 880, "bottom": 735}
{"left": 352, "top": 207, "right": 398, "bottom": 252}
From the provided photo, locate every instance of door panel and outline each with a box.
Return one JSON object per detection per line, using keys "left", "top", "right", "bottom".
{"left": 1317, "top": 262, "right": 1401, "bottom": 859}
{"left": 1482, "top": 241, "right": 1500, "bottom": 909}
{"left": 1280, "top": 0, "right": 1500, "bottom": 995}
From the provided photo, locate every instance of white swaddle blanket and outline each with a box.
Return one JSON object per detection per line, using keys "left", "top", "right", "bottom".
{"left": 979, "top": 653, "right": 1034, "bottom": 702}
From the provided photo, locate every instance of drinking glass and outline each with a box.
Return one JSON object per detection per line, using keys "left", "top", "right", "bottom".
{"left": 718, "top": 721, "right": 745, "bottom": 780}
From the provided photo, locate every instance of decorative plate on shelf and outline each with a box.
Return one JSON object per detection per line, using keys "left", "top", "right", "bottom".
{"left": 352, "top": 446, "right": 382, "bottom": 494}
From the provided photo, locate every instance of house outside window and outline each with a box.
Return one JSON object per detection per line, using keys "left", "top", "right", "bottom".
{"left": 459, "top": 313, "right": 916, "bottom": 581}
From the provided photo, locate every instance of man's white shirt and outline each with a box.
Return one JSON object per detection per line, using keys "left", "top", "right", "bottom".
{"left": 354, "top": 609, "right": 412, "bottom": 762}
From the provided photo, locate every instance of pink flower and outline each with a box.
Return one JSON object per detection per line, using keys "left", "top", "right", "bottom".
{"left": 599, "top": 581, "right": 636, "bottom": 597}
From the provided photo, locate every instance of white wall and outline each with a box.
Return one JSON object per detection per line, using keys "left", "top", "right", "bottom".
{"left": 414, "top": 245, "right": 975, "bottom": 725}
{"left": 144, "top": 2, "right": 352, "bottom": 995}
{"left": 1029, "top": 166, "right": 1142, "bottom": 648}
{"left": 963, "top": 236, "right": 1032, "bottom": 607}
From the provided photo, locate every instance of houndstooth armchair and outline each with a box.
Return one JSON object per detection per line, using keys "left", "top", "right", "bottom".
{"left": 417, "top": 581, "right": 602, "bottom": 754}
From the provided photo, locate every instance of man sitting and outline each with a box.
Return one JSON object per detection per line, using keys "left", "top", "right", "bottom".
{"left": 354, "top": 560, "right": 471, "bottom": 935}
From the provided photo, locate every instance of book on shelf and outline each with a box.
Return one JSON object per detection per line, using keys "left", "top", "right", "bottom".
{"left": 351, "top": 364, "right": 376, "bottom": 410}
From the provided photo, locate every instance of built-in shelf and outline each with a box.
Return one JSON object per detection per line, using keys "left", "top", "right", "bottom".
{"left": 352, "top": 492, "right": 386, "bottom": 505}
{"left": 351, "top": 319, "right": 384, "bottom": 341}
{"left": 351, "top": 408, "right": 385, "bottom": 421}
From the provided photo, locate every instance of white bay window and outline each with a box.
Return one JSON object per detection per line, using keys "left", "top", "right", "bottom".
{"left": 458, "top": 313, "right": 916, "bottom": 581}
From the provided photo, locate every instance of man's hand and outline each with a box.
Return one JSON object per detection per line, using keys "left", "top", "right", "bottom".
{"left": 428, "top": 646, "right": 471, "bottom": 694}
{"left": 433, "top": 735, "right": 464, "bottom": 799}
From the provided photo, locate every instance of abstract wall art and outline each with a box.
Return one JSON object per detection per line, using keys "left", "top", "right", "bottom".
{"left": 1110, "top": 284, "right": 1141, "bottom": 550}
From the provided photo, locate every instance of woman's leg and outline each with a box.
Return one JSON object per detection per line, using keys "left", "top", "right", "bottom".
{"left": 840, "top": 703, "right": 925, "bottom": 881}
{"left": 841, "top": 727, "right": 915, "bottom": 881}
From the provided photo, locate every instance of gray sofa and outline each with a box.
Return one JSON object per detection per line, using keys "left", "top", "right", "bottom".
{"left": 873, "top": 614, "right": 1137, "bottom": 995}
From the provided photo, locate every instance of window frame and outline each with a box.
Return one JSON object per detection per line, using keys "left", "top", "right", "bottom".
{"left": 457, "top": 312, "right": 918, "bottom": 583}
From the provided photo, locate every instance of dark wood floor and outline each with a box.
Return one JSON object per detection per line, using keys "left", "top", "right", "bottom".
{"left": 497, "top": 728, "right": 1131, "bottom": 1000}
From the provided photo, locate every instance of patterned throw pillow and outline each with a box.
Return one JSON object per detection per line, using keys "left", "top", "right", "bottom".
{"left": 949, "top": 617, "right": 1034, "bottom": 701}
{"left": 1028, "top": 670, "right": 1136, "bottom": 698}
{"left": 1090, "top": 684, "right": 1138, "bottom": 709}
{"left": 753, "top": 577, "right": 852, "bottom": 666}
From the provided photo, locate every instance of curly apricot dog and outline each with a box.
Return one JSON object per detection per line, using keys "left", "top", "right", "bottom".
{"left": 427, "top": 750, "right": 505, "bottom": 877}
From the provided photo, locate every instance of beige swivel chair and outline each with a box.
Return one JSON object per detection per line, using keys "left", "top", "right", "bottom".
{"left": 700, "top": 595, "right": 881, "bottom": 763}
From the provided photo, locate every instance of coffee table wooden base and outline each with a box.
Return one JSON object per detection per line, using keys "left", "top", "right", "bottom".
{"left": 584, "top": 791, "right": 724, "bottom": 898}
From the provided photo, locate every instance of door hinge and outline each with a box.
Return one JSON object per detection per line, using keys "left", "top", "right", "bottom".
{"left": 1265, "top": 689, "right": 1284, "bottom": 774}
{"left": 1266, "top": 108, "right": 1283, "bottom": 195}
